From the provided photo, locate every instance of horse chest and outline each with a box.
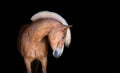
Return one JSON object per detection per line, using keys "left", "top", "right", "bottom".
{"left": 25, "top": 47, "right": 47, "bottom": 59}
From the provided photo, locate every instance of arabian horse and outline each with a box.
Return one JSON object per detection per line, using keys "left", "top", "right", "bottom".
{"left": 17, "top": 11, "right": 72, "bottom": 73}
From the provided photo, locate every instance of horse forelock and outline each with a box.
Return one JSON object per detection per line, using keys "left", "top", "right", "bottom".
{"left": 31, "top": 11, "right": 71, "bottom": 47}
{"left": 65, "top": 28, "right": 71, "bottom": 47}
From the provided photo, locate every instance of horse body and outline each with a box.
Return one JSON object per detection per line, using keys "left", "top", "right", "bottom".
{"left": 20, "top": 19, "right": 63, "bottom": 57}
{"left": 17, "top": 11, "right": 71, "bottom": 73}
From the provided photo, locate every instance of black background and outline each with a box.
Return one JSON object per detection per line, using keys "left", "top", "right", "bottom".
{"left": 1, "top": 0, "right": 119, "bottom": 73}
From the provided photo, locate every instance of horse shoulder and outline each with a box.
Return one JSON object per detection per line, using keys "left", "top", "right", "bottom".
{"left": 17, "top": 24, "right": 29, "bottom": 51}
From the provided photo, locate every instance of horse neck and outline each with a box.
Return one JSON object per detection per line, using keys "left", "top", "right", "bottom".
{"left": 30, "top": 20, "right": 62, "bottom": 43}
{"left": 30, "top": 25, "right": 51, "bottom": 43}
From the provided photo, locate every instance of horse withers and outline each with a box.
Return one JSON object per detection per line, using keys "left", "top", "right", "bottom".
{"left": 17, "top": 11, "right": 72, "bottom": 73}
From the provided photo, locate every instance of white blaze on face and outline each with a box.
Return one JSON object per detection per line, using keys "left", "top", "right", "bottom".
{"left": 60, "top": 45, "right": 64, "bottom": 56}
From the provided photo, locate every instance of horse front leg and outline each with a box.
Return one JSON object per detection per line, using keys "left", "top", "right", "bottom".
{"left": 24, "top": 58, "right": 32, "bottom": 73}
{"left": 40, "top": 57, "right": 47, "bottom": 73}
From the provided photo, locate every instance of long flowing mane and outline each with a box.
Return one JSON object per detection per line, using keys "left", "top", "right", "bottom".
{"left": 31, "top": 11, "right": 71, "bottom": 47}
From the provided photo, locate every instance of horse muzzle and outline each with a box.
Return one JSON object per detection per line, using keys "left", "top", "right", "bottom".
{"left": 53, "top": 48, "right": 63, "bottom": 58}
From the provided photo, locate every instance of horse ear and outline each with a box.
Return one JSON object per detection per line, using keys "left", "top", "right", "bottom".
{"left": 62, "top": 25, "right": 73, "bottom": 32}
{"left": 64, "top": 25, "right": 73, "bottom": 29}
{"left": 67, "top": 25, "right": 73, "bottom": 28}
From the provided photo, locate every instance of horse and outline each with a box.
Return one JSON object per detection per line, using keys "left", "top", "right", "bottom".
{"left": 17, "top": 11, "right": 72, "bottom": 73}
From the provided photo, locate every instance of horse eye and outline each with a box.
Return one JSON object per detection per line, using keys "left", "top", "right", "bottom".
{"left": 62, "top": 35, "right": 64, "bottom": 39}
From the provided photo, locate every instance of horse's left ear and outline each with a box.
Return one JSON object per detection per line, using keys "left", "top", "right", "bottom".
{"left": 64, "top": 25, "right": 73, "bottom": 29}
{"left": 67, "top": 25, "right": 73, "bottom": 28}
{"left": 62, "top": 25, "right": 73, "bottom": 32}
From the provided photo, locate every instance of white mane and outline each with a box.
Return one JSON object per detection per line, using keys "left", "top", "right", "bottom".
{"left": 31, "top": 11, "right": 71, "bottom": 47}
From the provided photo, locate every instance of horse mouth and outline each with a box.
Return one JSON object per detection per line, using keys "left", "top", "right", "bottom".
{"left": 53, "top": 48, "right": 63, "bottom": 58}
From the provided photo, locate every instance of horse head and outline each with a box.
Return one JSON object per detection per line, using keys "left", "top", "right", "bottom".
{"left": 48, "top": 25, "right": 72, "bottom": 58}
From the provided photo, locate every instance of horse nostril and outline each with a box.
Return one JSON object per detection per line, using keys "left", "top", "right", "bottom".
{"left": 53, "top": 49, "right": 61, "bottom": 58}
